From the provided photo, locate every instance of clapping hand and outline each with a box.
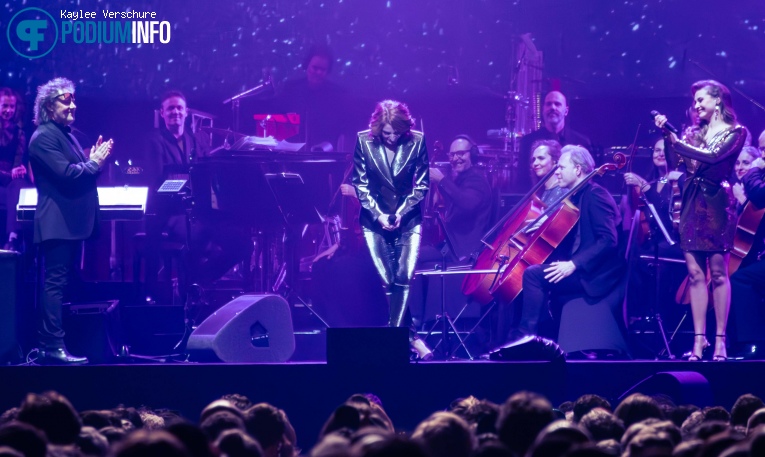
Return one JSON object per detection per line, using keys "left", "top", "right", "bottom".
{"left": 89, "top": 135, "right": 114, "bottom": 167}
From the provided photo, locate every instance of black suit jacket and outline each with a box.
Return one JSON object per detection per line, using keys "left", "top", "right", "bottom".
{"left": 568, "top": 182, "right": 624, "bottom": 297}
{"left": 438, "top": 166, "right": 492, "bottom": 260}
{"left": 29, "top": 122, "right": 101, "bottom": 243}
{"left": 352, "top": 129, "right": 429, "bottom": 232}
{"left": 147, "top": 127, "right": 209, "bottom": 186}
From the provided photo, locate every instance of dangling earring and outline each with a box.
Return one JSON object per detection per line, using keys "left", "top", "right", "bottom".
{"left": 714, "top": 105, "right": 721, "bottom": 122}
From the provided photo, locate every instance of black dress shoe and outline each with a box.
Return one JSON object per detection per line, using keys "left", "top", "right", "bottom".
{"left": 38, "top": 348, "right": 89, "bottom": 365}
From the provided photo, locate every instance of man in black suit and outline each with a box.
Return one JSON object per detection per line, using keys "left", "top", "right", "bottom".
{"left": 512, "top": 145, "right": 623, "bottom": 342}
{"left": 28, "top": 77, "right": 113, "bottom": 365}
{"left": 517, "top": 91, "right": 591, "bottom": 190}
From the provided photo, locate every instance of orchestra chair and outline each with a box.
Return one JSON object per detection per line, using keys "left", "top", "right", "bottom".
{"left": 555, "top": 277, "right": 630, "bottom": 358}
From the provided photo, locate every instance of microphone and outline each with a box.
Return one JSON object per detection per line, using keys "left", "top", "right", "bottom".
{"left": 388, "top": 215, "right": 397, "bottom": 226}
{"left": 650, "top": 110, "right": 679, "bottom": 134}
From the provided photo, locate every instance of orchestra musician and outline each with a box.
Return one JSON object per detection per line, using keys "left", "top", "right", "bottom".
{"left": 622, "top": 137, "right": 685, "bottom": 244}
{"left": 530, "top": 139, "right": 566, "bottom": 207}
{"left": 352, "top": 100, "right": 433, "bottom": 360}
{"left": 144, "top": 90, "right": 210, "bottom": 301}
{"left": 654, "top": 79, "right": 747, "bottom": 361}
{"left": 145, "top": 90, "right": 250, "bottom": 299}
{"left": 29, "top": 77, "right": 113, "bottom": 365}
{"left": 0, "top": 87, "right": 30, "bottom": 252}
{"left": 508, "top": 145, "right": 624, "bottom": 347}
{"left": 425, "top": 135, "right": 492, "bottom": 261}
{"left": 730, "top": 145, "right": 765, "bottom": 359}
{"left": 517, "top": 91, "right": 592, "bottom": 190}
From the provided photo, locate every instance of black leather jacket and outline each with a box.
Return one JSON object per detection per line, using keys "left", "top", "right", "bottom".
{"left": 352, "top": 129, "right": 429, "bottom": 232}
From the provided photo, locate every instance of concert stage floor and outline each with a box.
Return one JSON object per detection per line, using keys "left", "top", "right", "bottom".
{"left": 2, "top": 360, "right": 764, "bottom": 449}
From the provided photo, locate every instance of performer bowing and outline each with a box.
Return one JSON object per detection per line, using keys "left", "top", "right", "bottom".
{"left": 352, "top": 100, "right": 433, "bottom": 360}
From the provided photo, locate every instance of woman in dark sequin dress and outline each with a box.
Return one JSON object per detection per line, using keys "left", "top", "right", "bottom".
{"left": 654, "top": 80, "right": 746, "bottom": 362}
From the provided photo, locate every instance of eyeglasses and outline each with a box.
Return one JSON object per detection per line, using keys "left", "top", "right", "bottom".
{"left": 56, "top": 93, "right": 75, "bottom": 105}
{"left": 447, "top": 150, "right": 471, "bottom": 158}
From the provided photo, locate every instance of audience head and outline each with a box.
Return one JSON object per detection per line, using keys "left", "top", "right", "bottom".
{"left": 449, "top": 396, "right": 499, "bottom": 436}
{"left": 412, "top": 411, "right": 475, "bottom": 457}
{"left": 16, "top": 391, "right": 81, "bottom": 445}
{"left": 166, "top": 422, "right": 215, "bottom": 457}
{"left": 614, "top": 393, "right": 664, "bottom": 428}
{"left": 244, "top": 403, "right": 296, "bottom": 457}
{"left": 76, "top": 426, "right": 109, "bottom": 457}
{"left": 573, "top": 395, "right": 611, "bottom": 423}
{"left": 110, "top": 429, "right": 190, "bottom": 457}
{"left": 0, "top": 421, "right": 47, "bottom": 457}
{"left": 214, "top": 428, "right": 264, "bottom": 457}
{"left": 495, "top": 391, "right": 556, "bottom": 456}
{"left": 579, "top": 409, "right": 624, "bottom": 442}
{"left": 359, "top": 436, "right": 429, "bottom": 457}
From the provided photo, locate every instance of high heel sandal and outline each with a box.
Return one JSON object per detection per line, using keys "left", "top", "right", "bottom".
{"left": 713, "top": 335, "right": 727, "bottom": 362}
{"left": 688, "top": 334, "right": 709, "bottom": 361}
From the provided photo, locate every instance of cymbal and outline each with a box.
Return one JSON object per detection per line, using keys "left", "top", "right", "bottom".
{"left": 199, "top": 126, "right": 246, "bottom": 138}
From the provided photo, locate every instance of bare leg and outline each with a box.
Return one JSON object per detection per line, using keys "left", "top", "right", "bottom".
{"left": 685, "top": 251, "right": 710, "bottom": 360}
{"left": 708, "top": 251, "right": 730, "bottom": 360}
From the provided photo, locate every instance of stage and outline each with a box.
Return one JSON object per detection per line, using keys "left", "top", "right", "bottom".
{"left": 2, "top": 359, "right": 764, "bottom": 449}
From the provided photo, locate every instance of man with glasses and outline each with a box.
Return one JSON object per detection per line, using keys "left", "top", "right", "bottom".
{"left": 28, "top": 77, "right": 113, "bottom": 365}
{"left": 426, "top": 135, "right": 492, "bottom": 261}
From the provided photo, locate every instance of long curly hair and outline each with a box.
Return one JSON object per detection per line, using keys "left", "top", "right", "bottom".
{"left": 0, "top": 87, "right": 24, "bottom": 127}
{"left": 33, "top": 77, "right": 75, "bottom": 126}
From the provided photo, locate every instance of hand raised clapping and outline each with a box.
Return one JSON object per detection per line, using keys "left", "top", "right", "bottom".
{"left": 89, "top": 135, "right": 114, "bottom": 167}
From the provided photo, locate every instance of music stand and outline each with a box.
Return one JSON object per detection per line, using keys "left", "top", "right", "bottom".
{"left": 263, "top": 173, "right": 329, "bottom": 328}
{"left": 422, "top": 213, "right": 474, "bottom": 360}
{"left": 627, "top": 194, "right": 678, "bottom": 359}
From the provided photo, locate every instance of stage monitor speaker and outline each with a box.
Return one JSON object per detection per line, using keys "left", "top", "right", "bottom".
{"left": 63, "top": 300, "right": 122, "bottom": 364}
{"left": 187, "top": 294, "right": 295, "bottom": 363}
{"left": 326, "top": 327, "right": 409, "bottom": 366}
{"left": 618, "top": 371, "right": 713, "bottom": 407}
{"left": 0, "top": 250, "right": 21, "bottom": 363}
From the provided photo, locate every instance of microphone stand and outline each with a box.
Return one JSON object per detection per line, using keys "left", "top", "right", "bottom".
{"left": 223, "top": 76, "right": 273, "bottom": 132}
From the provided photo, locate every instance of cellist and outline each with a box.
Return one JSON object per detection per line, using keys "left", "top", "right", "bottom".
{"left": 505, "top": 145, "right": 625, "bottom": 346}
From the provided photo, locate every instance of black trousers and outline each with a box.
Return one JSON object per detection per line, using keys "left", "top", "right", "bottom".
{"left": 731, "top": 259, "right": 765, "bottom": 344}
{"left": 38, "top": 239, "right": 80, "bottom": 349}
{"left": 519, "top": 263, "right": 585, "bottom": 336}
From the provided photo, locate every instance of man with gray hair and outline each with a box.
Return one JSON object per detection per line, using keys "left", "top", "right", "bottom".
{"left": 506, "top": 145, "right": 623, "bottom": 347}
{"left": 28, "top": 77, "right": 113, "bottom": 365}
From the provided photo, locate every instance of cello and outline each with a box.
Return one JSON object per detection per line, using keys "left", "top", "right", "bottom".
{"left": 461, "top": 166, "right": 558, "bottom": 305}
{"left": 489, "top": 154, "right": 626, "bottom": 303}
